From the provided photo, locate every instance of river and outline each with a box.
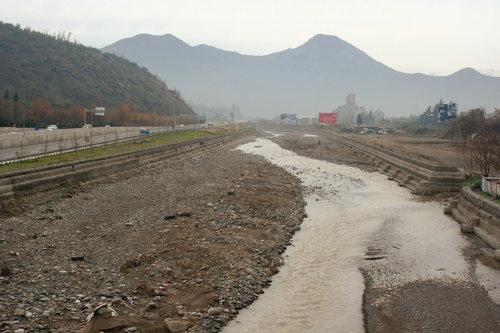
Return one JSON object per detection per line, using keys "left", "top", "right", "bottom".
{"left": 222, "top": 134, "right": 498, "bottom": 333}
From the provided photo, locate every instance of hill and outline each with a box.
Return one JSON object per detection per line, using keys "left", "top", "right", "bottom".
{"left": 103, "top": 33, "right": 500, "bottom": 119}
{"left": 0, "top": 22, "right": 193, "bottom": 126}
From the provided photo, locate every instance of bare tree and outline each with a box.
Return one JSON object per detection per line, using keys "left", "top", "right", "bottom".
{"left": 452, "top": 108, "right": 499, "bottom": 177}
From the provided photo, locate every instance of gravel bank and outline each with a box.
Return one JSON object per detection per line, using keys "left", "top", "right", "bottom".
{"left": 0, "top": 134, "right": 305, "bottom": 332}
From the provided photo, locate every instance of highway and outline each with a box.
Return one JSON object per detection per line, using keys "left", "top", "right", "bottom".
{"left": 0, "top": 124, "right": 204, "bottom": 164}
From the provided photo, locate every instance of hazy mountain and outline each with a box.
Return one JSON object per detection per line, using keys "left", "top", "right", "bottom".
{"left": 103, "top": 33, "right": 500, "bottom": 118}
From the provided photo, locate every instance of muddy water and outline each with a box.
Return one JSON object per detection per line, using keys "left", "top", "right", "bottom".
{"left": 223, "top": 136, "right": 474, "bottom": 333}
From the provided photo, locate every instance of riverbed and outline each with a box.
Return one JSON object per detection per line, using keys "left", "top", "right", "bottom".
{"left": 223, "top": 134, "right": 500, "bottom": 333}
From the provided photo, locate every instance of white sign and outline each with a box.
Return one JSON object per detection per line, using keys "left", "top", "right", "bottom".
{"left": 95, "top": 107, "right": 105, "bottom": 116}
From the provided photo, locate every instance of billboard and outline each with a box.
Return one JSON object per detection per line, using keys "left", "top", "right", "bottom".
{"left": 319, "top": 112, "right": 337, "bottom": 124}
{"left": 280, "top": 114, "right": 297, "bottom": 124}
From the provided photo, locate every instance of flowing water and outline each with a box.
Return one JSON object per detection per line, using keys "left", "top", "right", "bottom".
{"left": 222, "top": 135, "right": 479, "bottom": 333}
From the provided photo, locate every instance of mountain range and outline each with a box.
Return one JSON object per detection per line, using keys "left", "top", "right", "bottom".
{"left": 103, "top": 33, "right": 500, "bottom": 119}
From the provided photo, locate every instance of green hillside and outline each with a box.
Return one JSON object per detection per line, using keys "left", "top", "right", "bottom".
{"left": 0, "top": 22, "right": 193, "bottom": 124}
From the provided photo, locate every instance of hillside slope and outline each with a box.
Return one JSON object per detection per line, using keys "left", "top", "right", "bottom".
{"left": 103, "top": 33, "right": 500, "bottom": 118}
{"left": 0, "top": 22, "right": 193, "bottom": 116}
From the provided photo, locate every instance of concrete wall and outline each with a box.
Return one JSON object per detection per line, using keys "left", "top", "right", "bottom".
{"left": 447, "top": 187, "right": 500, "bottom": 251}
{"left": 336, "top": 135, "right": 464, "bottom": 194}
{"left": 0, "top": 125, "right": 201, "bottom": 150}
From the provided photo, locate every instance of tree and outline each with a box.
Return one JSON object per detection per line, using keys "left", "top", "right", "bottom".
{"left": 356, "top": 113, "right": 362, "bottom": 127}
{"left": 451, "top": 108, "right": 499, "bottom": 177}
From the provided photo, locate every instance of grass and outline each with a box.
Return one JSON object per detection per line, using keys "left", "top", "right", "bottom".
{"left": 0, "top": 127, "right": 240, "bottom": 174}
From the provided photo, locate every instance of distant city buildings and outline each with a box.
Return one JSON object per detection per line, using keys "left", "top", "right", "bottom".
{"left": 333, "top": 93, "right": 384, "bottom": 126}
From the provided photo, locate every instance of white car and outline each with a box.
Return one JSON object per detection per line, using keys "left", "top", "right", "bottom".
{"left": 47, "top": 125, "right": 58, "bottom": 130}
{"left": 82, "top": 124, "right": 92, "bottom": 129}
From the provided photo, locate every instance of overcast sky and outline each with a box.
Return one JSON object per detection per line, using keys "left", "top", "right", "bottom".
{"left": 2, "top": 0, "right": 499, "bottom": 76}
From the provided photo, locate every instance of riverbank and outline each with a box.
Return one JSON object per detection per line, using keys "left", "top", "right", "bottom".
{"left": 2, "top": 127, "right": 499, "bottom": 333}
{"left": 0, "top": 134, "right": 306, "bottom": 332}
{"left": 267, "top": 127, "right": 500, "bottom": 333}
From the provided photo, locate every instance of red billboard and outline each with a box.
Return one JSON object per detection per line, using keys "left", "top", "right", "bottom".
{"left": 319, "top": 112, "right": 337, "bottom": 124}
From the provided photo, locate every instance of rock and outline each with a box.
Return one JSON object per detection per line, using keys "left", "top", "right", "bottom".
{"left": 494, "top": 250, "right": 500, "bottom": 261}
{"left": 176, "top": 211, "right": 191, "bottom": 217}
{"left": 125, "top": 222, "right": 134, "bottom": 227}
{"left": 164, "top": 318, "right": 190, "bottom": 332}
{"left": 14, "top": 308, "right": 25, "bottom": 317}
{"left": 208, "top": 306, "right": 222, "bottom": 316}
{"left": 144, "top": 302, "right": 157, "bottom": 311}
{"left": 96, "top": 306, "right": 113, "bottom": 318}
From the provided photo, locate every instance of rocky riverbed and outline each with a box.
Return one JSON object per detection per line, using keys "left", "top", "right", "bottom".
{"left": 1, "top": 127, "right": 499, "bottom": 333}
{"left": 0, "top": 134, "right": 305, "bottom": 332}
{"left": 267, "top": 126, "right": 500, "bottom": 333}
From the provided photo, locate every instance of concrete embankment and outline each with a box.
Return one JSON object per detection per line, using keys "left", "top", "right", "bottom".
{"left": 0, "top": 128, "right": 254, "bottom": 202}
{"left": 446, "top": 187, "right": 500, "bottom": 257}
{"left": 332, "top": 134, "right": 464, "bottom": 194}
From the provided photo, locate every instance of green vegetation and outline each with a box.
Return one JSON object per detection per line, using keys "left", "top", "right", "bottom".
{"left": 0, "top": 22, "right": 194, "bottom": 127}
{"left": 0, "top": 128, "right": 234, "bottom": 174}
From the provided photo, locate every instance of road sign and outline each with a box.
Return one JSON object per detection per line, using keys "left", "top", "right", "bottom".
{"left": 95, "top": 107, "right": 105, "bottom": 116}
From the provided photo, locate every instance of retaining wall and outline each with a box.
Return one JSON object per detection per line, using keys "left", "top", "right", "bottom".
{"left": 445, "top": 187, "right": 500, "bottom": 251}
{"left": 336, "top": 135, "right": 464, "bottom": 194}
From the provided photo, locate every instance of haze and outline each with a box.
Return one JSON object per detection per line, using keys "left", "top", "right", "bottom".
{"left": 2, "top": 0, "right": 499, "bottom": 76}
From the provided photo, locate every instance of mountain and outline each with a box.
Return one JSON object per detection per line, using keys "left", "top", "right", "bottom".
{"left": 102, "top": 33, "right": 500, "bottom": 119}
{"left": 0, "top": 22, "right": 193, "bottom": 117}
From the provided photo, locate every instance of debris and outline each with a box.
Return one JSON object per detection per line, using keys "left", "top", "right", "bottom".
{"left": 86, "top": 303, "right": 118, "bottom": 323}
{"left": 176, "top": 211, "right": 192, "bottom": 217}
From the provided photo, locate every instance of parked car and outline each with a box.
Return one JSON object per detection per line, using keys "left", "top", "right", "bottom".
{"left": 47, "top": 125, "right": 58, "bottom": 130}
{"left": 104, "top": 124, "right": 111, "bottom": 128}
{"left": 82, "top": 124, "right": 92, "bottom": 129}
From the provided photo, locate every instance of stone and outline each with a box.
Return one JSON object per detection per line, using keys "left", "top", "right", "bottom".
{"left": 208, "top": 307, "right": 222, "bottom": 316}
{"left": 164, "top": 318, "right": 190, "bottom": 332}
{"left": 144, "top": 302, "right": 157, "bottom": 311}
{"left": 14, "top": 308, "right": 25, "bottom": 317}
{"left": 494, "top": 250, "right": 500, "bottom": 261}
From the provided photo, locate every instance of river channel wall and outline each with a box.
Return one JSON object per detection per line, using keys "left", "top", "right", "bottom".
{"left": 0, "top": 129, "right": 254, "bottom": 202}
{"left": 445, "top": 188, "right": 500, "bottom": 255}
{"left": 334, "top": 135, "right": 464, "bottom": 195}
